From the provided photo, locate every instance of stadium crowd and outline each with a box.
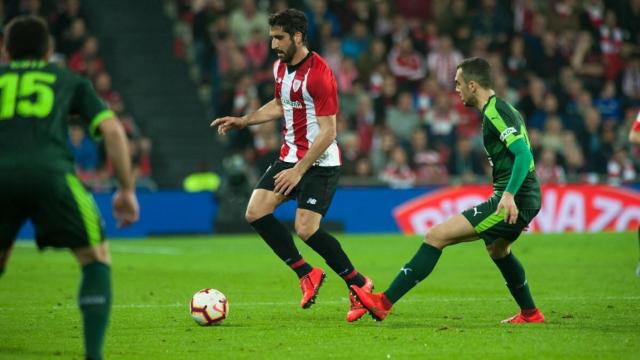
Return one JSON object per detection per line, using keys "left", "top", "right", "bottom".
{"left": 171, "top": 0, "right": 640, "bottom": 188}
{"left": 1, "top": 0, "right": 156, "bottom": 191}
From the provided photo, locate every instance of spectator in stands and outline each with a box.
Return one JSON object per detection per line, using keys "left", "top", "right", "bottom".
{"left": 426, "top": 35, "right": 463, "bottom": 91}
{"left": 471, "top": 0, "right": 510, "bottom": 49}
{"left": 387, "top": 36, "right": 425, "bottom": 91}
{"left": 68, "top": 36, "right": 104, "bottom": 76}
{"left": 68, "top": 125, "right": 98, "bottom": 182}
{"left": 305, "top": 0, "right": 340, "bottom": 51}
{"left": 607, "top": 147, "right": 636, "bottom": 185}
{"left": 409, "top": 128, "right": 448, "bottom": 185}
{"left": 423, "top": 91, "right": 459, "bottom": 148}
{"left": 504, "top": 35, "right": 529, "bottom": 90}
{"left": 228, "top": 0, "right": 268, "bottom": 47}
{"left": 341, "top": 20, "right": 369, "bottom": 61}
{"left": 536, "top": 148, "right": 567, "bottom": 184}
{"left": 571, "top": 31, "right": 604, "bottom": 93}
{"left": 371, "top": 128, "right": 397, "bottom": 174}
{"left": 380, "top": 145, "right": 415, "bottom": 189}
{"left": 599, "top": 9, "right": 624, "bottom": 81}
{"left": 448, "top": 137, "right": 486, "bottom": 184}
{"left": 386, "top": 91, "right": 419, "bottom": 141}
{"left": 540, "top": 115, "right": 565, "bottom": 154}
{"left": 529, "top": 92, "right": 563, "bottom": 131}
{"left": 561, "top": 130, "right": 585, "bottom": 178}
{"left": 577, "top": 107, "right": 608, "bottom": 176}
{"left": 594, "top": 80, "right": 623, "bottom": 124}
{"left": 622, "top": 53, "right": 640, "bottom": 105}
{"left": 52, "top": 0, "right": 86, "bottom": 41}
{"left": 437, "top": 0, "right": 473, "bottom": 55}
{"left": 58, "top": 17, "right": 86, "bottom": 55}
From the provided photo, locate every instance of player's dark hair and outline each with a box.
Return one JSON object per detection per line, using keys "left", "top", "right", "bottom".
{"left": 457, "top": 57, "right": 492, "bottom": 89}
{"left": 4, "top": 16, "right": 50, "bottom": 60}
{"left": 268, "top": 9, "right": 307, "bottom": 44}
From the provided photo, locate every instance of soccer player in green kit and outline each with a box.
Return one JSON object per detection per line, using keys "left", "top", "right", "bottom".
{"left": 352, "top": 57, "right": 545, "bottom": 324}
{"left": 0, "top": 16, "right": 139, "bottom": 359}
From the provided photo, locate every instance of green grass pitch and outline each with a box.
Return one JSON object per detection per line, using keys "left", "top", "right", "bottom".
{"left": 1, "top": 232, "right": 639, "bottom": 359}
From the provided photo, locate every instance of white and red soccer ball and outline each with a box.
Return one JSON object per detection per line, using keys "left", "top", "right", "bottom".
{"left": 190, "top": 289, "right": 228, "bottom": 326}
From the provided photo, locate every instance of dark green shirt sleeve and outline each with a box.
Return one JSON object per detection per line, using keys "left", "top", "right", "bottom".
{"left": 505, "top": 138, "right": 533, "bottom": 194}
{"left": 71, "top": 77, "right": 115, "bottom": 140}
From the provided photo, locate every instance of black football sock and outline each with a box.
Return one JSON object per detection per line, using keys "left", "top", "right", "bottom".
{"left": 79, "top": 262, "right": 111, "bottom": 360}
{"left": 493, "top": 252, "right": 536, "bottom": 310}
{"left": 305, "top": 228, "right": 366, "bottom": 287}
{"left": 384, "top": 243, "right": 442, "bottom": 304}
{"left": 250, "top": 214, "right": 311, "bottom": 278}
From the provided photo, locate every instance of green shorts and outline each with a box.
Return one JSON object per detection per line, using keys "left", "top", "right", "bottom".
{"left": 462, "top": 196, "right": 539, "bottom": 245}
{"left": 0, "top": 169, "right": 104, "bottom": 250}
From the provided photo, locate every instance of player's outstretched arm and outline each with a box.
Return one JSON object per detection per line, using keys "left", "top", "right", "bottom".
{"left": 99, "top": 118, "right": 140, "bottom": 228}
{"left": 210, "top": 98, "right": 283, "bottom": 135}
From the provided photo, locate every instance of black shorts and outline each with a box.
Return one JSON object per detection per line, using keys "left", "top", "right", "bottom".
{"left": 256, "top": 160, "right": 340, "bottom": 216}
{"left": 462, "top": 196, "right": 539, "bottom": 245}
{"left": 0, "top": 169, "right": 105, "bottom": 250}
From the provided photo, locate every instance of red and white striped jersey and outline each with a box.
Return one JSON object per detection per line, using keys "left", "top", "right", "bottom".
{"left": 273, "top": 52, "right": 341, "bottom": 166}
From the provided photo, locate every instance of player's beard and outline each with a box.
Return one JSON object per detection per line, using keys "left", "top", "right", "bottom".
{"left": 461, "top": 92, "right": 477, "bottom": 107}
{"left": 278, "top": 42, "right": 297, "bottom": 64}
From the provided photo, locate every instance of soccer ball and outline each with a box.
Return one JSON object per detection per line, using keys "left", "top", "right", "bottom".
{"left": 190, "top": 288, "right": 228, "bottom": 326}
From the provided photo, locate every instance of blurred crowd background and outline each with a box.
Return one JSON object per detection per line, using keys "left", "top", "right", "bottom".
{"left": 170, "top": 0, "right": 640, "bottom": 189}
{"left": 1, "top": 0, "right": 156, "bottom": 191}
{"left": 3, "top": 0, "right": 640, "bottom": 190}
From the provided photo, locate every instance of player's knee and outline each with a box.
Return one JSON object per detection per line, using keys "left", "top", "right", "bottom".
{"left": 73, "top": 245, "right": 111, "bottom": 266}
{"left": 486, "top": 243, "right": 510, "bottom": 259}
{"left": 295, "top": 223, "right": 317, "bottom": 241}
{"left": 424, "top": 228, "right": 448, "bottom": 249}
{"left": 245, "top": 206, "right": 265, "bottom": 224}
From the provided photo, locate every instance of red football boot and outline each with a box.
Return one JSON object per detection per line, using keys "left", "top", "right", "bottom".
{"left": 349, "top": 285, "right": 392, "bottom": 321}
{"left": 299, "top": 267, "right": 326, "bottom": 309}
{"left": 501, "top": 308, "right": 545, "bottom": 323}
{"left": 347, "top": 276, "right": 374, "bottom": 322}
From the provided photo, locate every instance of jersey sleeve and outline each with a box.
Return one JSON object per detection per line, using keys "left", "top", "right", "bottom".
{"left": 71, "top": 77, "right": 115, "bottom": 140}
{"left": 307, "top": 67, "right": 338, "bottom": 116}
{"left": 486, "top": 103, "right": 524, "bottom": 147}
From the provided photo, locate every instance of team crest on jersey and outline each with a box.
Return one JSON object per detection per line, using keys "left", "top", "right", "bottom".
{"left": 292, "top": 79, "right": 302, "bottom": 92}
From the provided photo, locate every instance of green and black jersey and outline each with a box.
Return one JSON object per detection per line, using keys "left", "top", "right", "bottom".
{"left": 0, "top": 60, "right": 113, "bottom": 173}
{"left": 481, "top": 95, "right": 541, "bottom": 209}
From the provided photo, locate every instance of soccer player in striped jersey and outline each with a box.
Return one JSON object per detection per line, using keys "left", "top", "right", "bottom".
{"left": 0, "top": 16, "right": 139, "bottom": 359}
{"left": 211, "top": 9, "right": 372, "bottom": 322}
{"left": 628, "top": 110, "right": 640, "bottom": 277}
{"left": 352, "top": 57, "right": 545, "bottom": 324}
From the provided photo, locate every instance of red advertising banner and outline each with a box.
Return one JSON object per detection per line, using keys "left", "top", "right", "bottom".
{"left": 393, "top": 184, "right": 640, "bottom": 234}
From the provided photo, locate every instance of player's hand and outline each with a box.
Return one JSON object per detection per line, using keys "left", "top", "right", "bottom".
{"left": 210, "top": 116, "right": 248, "bottom": 135}
{"left": 113, "top": 189, "right": 139, "bottom": 228}
{"left": 273, "top": 168, "right": 303, "bottom": 196}
{"left": 496, "top": 192, "right": 518, "bottom": 224}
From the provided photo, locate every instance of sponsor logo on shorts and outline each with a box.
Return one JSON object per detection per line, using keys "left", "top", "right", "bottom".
{"left": 306, "top": 198, "right": 317, "bottom": 205}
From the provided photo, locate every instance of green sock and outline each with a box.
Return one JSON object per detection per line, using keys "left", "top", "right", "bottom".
{"left": 492, "top": 252, "right": 536, "bottom": 310}
{"left": 79, "top": 262, "right": 112, "bottom": 360}
{"left": 384, "top": 243, "right": 442, "bottom": 304}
